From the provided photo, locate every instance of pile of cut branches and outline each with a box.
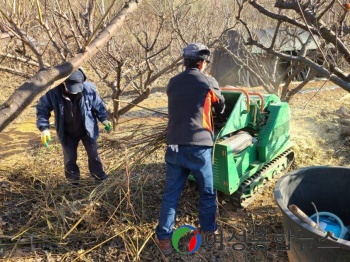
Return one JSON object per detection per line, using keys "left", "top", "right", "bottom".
{"left": 0, "top": 116, "right": 170, "bottom": 261}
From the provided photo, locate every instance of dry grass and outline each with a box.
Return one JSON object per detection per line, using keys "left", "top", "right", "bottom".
{"left": 0, "top": 113, "right": 169, "bottom": 261}
{"left": 1, "top": 83, "right": 350, "bottom": 261}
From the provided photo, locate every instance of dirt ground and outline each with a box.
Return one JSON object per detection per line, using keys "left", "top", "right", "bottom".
{"left": 1, "top": 79, "right": 350, "bottom": 261}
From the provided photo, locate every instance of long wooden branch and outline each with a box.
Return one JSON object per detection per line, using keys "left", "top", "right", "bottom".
{"left": 0, "top": 52, "right": 48, "bottom": 67}
{"left": 116, "top": 87, "right": 150, "bottom": 116}
{"left": 249, "top": 0, "right": 350, "bottom": 67}
{"left": 274, "top": 0, "right": 350, "bottom": 64}
{"left": 246, "top": 39, "right": 350, "bottom": 91}
{"left": 0, "top": 9, "right": 45, "bottom": 68}
{"left": 39, "top": 20, "right": 66, "bottom": 62}
{"left": 0, "top": 65, "right": 31, "bottom": 78}
{"left": 0, "top": 0, "right": 142, "bottom": 132}
{"left": 289, "top": 204, "right": 325, "bottom": 232}
{"left": 285, "top": 70, "right": 317, "bottom": 101}
{"left": 249, "top": 1, "right": 317, "bottom": 35}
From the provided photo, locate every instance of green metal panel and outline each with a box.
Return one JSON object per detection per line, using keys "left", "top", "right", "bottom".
{"left": 217, "top": 91, "right": 252, "bottom": 139}
{"left": 257, "top": 102, "right": 291, "bottom": 162}
{"left": 213, "top": 140, "right": 260, "bottom": 195}
{"left": 212, "top": 143, "right": 236, "bottom": 194}
{"left": 262, "top": 93, "right": 281, "bottom": 107}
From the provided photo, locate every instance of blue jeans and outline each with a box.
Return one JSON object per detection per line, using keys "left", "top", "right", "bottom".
{"left": 62, "top": 134, "right": 107, "bottom": 181}
{"left": 156, "top": 145, "right": 217, "bottom": 240}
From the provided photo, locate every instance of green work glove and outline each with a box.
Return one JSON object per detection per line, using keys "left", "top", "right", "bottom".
{"left": 102, "top": 120, "right": 112, "bottom": 132}
{"left": 41, "top": 129, "right": 51, "bottom": 147}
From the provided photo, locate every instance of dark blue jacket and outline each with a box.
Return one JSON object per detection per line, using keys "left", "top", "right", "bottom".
{"left": 166, "top": 68, "right": 225, "bottom": 146}
{"left": 36, "top": 82, "right": 108, "bottom": 143}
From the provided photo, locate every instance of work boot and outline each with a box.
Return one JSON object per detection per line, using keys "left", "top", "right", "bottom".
{"left": 154, "top": 234, "right": 172, "bottom": 255}
{"left": 67, "top": 179, "right": 80, "bottom": 187}
{"left": 92, "top": 174, "right": 108, "bottom": 183}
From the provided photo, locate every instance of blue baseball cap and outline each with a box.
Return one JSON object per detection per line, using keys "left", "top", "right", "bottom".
{"left": 65, "top": 70, "right": 84, "bottom": 93}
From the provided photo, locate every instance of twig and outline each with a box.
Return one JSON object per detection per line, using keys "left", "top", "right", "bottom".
{"left": 136, "top": 230, "right": 154, "bottom": 257}
{"left": 62, "top": 203, "right": 95, "bottom": 240}
{"left": 288, "top": 204, "right": 325, "bottom": 232}
{"left": 311, "top": 202, "right": 319, "bottom": 226}
{"left": 115, "top": 99, "right": 168, "bottom": 115}
{"left": 336, "top": 0, "right": 349, "bottom": 11}
{"left": 302, "top": 79, "right": 330, "bottom": 110}
{"left": 72, "top": 227, "right": 131, "bottom": 261}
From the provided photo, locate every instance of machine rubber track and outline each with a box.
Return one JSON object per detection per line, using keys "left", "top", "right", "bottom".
{"left": 230, "top": 149, "right": 295, "bottom": 209}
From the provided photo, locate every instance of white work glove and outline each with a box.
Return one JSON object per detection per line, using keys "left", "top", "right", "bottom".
{"left": 41, "top": 129, "right": 51, "bottom": 147}
{"left": 169, "top": 144, "right": 179, "bottom": 152}
{"left": 102, "top": 120, "right": 112, "bottom": 132}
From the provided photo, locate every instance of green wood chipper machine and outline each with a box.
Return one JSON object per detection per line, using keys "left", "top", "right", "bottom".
{"left": 199, "top": 87, "right": 294, "bottom": 208}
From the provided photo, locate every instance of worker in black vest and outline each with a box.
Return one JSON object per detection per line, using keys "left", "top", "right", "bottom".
{"left": 155, "top": 43, "right": 225, "bottom": 254}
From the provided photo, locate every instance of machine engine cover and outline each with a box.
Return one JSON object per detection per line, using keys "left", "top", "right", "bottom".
{"left": 222, "top": 131, "right": 256, "bottom": 154}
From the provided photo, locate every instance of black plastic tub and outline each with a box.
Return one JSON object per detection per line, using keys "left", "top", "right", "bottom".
{"left": 274, "top": 166, "right": 350, "bottom": 262}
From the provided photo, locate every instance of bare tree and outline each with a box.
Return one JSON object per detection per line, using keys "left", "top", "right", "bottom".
{"left": 0, "top": 0, "right": 237, "bottom": 132}
{"left": 233, "top": 0, "right": 350, "bottom": 100}
{"left": 88, "top": 8, "right": 180, "bottom": 126}
{"left": 78, "top": 0, "right": 238, "bottom": 125}
{"left": 0, "top": 0, "right": 141, "bottom": 132}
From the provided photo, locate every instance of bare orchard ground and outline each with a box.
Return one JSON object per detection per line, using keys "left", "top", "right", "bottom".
{"left": 1, "top": 80, "right": 350, "bottom": 261}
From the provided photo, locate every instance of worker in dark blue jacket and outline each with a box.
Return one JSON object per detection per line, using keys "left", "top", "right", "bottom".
{"left": 155, "top": 43, "right": 225, "bottom": 254}
{"left": 36, "top": 69, "right": 111, "bottom": 183}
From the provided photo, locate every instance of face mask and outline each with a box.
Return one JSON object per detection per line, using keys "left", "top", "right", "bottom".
{"left": 64, "top": 87, "right": 78, "bottom": 94}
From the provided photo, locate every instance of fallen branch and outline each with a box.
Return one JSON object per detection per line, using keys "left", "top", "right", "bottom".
{"left": 72, "top": 227, "right": 131, "bottom": 262}
{"left": 332, "top": 106, "right": 350, "bottom": 119}
{"left": 288, "top": 204, "right": 325, "bottom": 232}
{"left": 62, "top": 202, "right": 96, "bottom": 240}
